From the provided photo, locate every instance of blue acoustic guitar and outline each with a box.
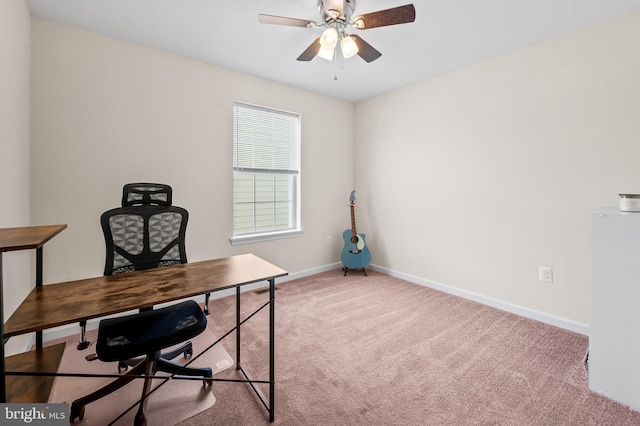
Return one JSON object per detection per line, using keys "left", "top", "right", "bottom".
{"left": 341, "top": 190, "right": 371, "bottom": 275}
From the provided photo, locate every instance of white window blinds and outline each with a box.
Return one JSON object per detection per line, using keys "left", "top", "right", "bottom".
{"left": 232, "top": 102, "right": 301, "bottom": 243}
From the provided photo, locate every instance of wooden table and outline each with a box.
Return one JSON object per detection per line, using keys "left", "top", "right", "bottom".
{"left": 0, "top": 224, "right": 67, "bottom": 402}
{"left": 3, "top": 253, "right": 287, "bottom": 422}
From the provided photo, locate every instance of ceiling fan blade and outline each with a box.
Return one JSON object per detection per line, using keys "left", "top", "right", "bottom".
{"left": 258, "top": 14, "right": 312, "bottom": 28}
{"left": 352, "top": 4, "right": 416, "bottom": 29}
{"left": 297, "top": 38, "right": 321, "bottom": 61}
{"left": 350, "top": 35, "right": 382, "bottom": 63}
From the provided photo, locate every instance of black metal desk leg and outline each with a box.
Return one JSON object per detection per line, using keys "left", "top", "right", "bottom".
{"left": 35, "top": 247, "right": 44, "bottom": 349}
{"left": 1, "top": 254, "right": 6, "bottom": 402}
{"left": 269, "top": 277, "right": 275, "bottom": 422}
{"left": 236, "top": 286, "right": 241, "bottom": 369}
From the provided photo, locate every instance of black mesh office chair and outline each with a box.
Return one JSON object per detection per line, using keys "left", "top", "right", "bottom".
{"left": 76, "top": 183, "right": 210, "bottom": 350}
{"left": 116, "top": 183, "right": 210, "bottom": 314}
{"left": 70, "top": 184, "right": 213, "bottom": 424}
{"left": 103, "top": 183, "right": 189, "bottom": 276}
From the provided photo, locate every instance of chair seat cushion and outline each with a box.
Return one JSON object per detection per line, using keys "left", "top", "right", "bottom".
{"left": 96, "top": 300, "right": 207, "bottom": 362}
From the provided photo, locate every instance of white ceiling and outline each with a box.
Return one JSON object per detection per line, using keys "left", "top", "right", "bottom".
{"left": 26, "top": 0, "right": 640, "bottom": 103}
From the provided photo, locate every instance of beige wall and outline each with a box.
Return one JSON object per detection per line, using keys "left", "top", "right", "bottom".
{"left": 1, "top": 0, "right": 33, "bottom": 355}
{"left": 30, "top": 18, "right": 354, "bottom": 286}
{"left": 20, "top": 7, "right": 640, "bottom": 342}
{"left": 355, "top": 10, "right": 640, "bottom": 331}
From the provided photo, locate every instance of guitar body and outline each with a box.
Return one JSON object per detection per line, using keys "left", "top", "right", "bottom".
{"left": 341, "top": 190, "right": 371, "bottom": 273}
{"left": 341, "top": 229, "right": 371, "bottom": 269}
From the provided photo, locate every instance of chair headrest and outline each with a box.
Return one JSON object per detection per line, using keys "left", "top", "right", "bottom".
{"left": 121, "top": 183, "right": 173, "bottom": 207}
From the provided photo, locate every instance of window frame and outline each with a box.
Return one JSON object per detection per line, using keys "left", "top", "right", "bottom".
{"left": 230, "top": 102, "right": 303, "bottom": 245}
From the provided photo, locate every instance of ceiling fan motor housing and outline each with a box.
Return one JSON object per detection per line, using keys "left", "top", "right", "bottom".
{"left": 259, "top": 1, "right": 415, "bottom": 63}
{"left": 318, "top": 0, "right": 355, "bottom": 22}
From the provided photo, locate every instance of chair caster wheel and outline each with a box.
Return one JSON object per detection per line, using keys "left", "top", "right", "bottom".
{"left": 202, "top": 368, "right": 213, "bottom": 386}
{"left": 203, "top": 368, "right": 214, "bottom": 386}
{"left": 118, "top": 361, "right": 128, "bottom": 373}
{"left": 184, "top": 347, "right": 193, "bottom": 358}
{"left": 77, "top": 340, "right": 90, "bottom": 350}
{"left": 70, "top": 404, "right": 85, "bottom": 422}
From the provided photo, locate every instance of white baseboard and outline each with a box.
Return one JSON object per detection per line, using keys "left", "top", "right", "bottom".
{"left": 369, "top": 264, "right": 589, "bottom": 336}
{"left": 28, "top": 260, "right": 587, "bottom": 351}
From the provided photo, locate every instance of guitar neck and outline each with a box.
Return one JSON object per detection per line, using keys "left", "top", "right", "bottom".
{"left": 350, "top": 204, "right": 357, "bottom": 237}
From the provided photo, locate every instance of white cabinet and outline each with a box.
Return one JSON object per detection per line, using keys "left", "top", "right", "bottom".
{"left": 590, "top": 207, "right": 640, "bottom": 410}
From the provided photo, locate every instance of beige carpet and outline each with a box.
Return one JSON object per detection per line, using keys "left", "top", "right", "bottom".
{"left": 48, "top": 327, "right": 233, "bottom": 425}
{"left": 179, "top": 269, "right": 640, "bottom": 426}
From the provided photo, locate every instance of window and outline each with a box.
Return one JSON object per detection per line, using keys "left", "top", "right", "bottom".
{"left": 231, "top": 102, "right": 302, "bottom": 245}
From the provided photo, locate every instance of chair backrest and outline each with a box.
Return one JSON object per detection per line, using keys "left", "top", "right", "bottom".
{"left": 121, "top": 183, "right": 173, "bottom": 207}
{"left": 101, "top": 183, "right": 188, "bottom": 275}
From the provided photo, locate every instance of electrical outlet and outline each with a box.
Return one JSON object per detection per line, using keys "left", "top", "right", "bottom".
{"left": 539, "top": 266, "right": 553, "bottom": 283}
{"left": 326, "top": 236, "right": 332, "bottom": 246}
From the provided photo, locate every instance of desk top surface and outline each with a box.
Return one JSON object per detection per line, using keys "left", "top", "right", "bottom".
{"left": 0, "top": 225, "right": 67, "bottom": 253}
{"left": 4, "top": 253, "right": 287, "bottom": 337}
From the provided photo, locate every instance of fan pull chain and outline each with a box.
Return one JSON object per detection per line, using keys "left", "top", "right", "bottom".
{"left": 334, "top": 60, "right": 345, "bottom": 81}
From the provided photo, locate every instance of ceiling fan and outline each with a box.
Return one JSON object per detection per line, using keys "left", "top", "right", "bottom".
{"left": 258, "top": 0, "right": 416, "bottom": 63}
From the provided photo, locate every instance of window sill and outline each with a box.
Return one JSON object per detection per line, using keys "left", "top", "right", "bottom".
{"left": 230, "top": 229, "right": 303, "bottom": 246}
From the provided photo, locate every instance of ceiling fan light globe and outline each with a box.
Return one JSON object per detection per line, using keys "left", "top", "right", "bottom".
{"left": 320, "top": 27, "right": 338, "bottom": 49}
{"left": 318, "top": 46, "right": 335, "bottom": 61}
{"left": 341, "top": 35, "right": 359, "bottom": 58}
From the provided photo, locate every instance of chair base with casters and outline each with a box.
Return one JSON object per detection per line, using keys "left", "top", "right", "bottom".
{"left": 69, "top": 300, "right": 212, "bottom": 426}
{"left": 116, "top": 339, "right": 196, "bottom": 373}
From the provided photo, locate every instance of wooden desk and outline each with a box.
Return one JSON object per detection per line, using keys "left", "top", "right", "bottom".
{"left": 3, "top": 253, "right": 287, "bottom": 422}
{"left": 5, "top": 343, "right": 66, "bottom": 403}
{"left": 0, "top": 225, "right": 67, "bottom": 253}
{"left": 0, "top": 224, "right": 67, "bottom": 402}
